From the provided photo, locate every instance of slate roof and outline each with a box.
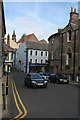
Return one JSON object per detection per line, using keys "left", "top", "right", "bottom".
{"left": 61, "top": 19, "right": 80, "bottom": 33}
{"left": 25, "top": 40, "right": 49, "bottom": 51}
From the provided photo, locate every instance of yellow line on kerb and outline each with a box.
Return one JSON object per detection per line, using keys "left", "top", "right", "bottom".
{"left": 13, "top": 80, "right": 27, "bottom": 119}
{"left": 10, "top": 80, "right": 23, "bottom": 120}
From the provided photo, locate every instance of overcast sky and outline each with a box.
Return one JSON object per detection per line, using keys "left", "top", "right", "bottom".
{"left": 4, "top": 2, "right": 78, "bottom": 42}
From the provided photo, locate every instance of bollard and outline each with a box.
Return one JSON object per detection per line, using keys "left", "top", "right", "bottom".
{"left": 6, "top": 73, "right": 8, "bottom": 95}
{"left": 2, "top": 83, "right": 6, "bottom": 110}
{"left": 6, "top": 81, "right": 8, "bottom": 95}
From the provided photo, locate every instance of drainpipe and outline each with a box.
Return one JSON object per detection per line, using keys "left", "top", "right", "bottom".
{"left": 73, "top": 30, "right": 76, "bottom": 81}
{"left": 60, "top": 33, "right": 63, "bottom": 74}
{"left": 26, "top": 48, "right": 28, "bottom": 74}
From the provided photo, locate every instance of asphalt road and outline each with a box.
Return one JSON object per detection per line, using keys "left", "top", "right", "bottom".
{"left": 6, "top": 69, "right": 79, "bottom": 119}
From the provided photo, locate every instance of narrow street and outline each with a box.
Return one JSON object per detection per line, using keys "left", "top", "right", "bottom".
{"left": 6, "top": 69, "right": 78, "bottom": 119}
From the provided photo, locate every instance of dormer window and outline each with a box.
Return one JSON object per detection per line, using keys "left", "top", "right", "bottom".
{"left": 67, "top": 31, "right": 72, "bottom": 42}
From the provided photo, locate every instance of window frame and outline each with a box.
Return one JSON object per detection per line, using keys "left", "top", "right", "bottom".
{"left": 30, "top": 50, "right": 33, "bottom": 56}
{"left": 30, "top": 59, "right": 33, "bottom": 64}
{"left": 35, "top": 51, "right": 38, "bottom": 56}
{"left": 35, "top": 59, "right": 37, "bottom": 64}
{"left": 67, "top": 31, "right": 72, "bottom": 42}
{"left": 45, "top": 51, "right": 47, "bottom": 56}
{"left": 41, "top": 59, "right": 43, "bottom": 64}
{"left": 41, "top": 51, "right": 43, "bottom": 56}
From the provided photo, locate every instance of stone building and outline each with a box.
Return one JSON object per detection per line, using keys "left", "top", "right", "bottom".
{"left": 0, "top": 0, "right": 6, "bottom": 119}
{"left": 48, "top": 8, "right": 80, "bottom": 81}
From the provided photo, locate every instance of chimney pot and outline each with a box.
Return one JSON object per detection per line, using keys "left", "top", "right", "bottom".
{"left": 7, "top": 34, "right": 10, "bottom": 46}
{"left": 71, "top": 7, "right": 73, "bottom": 12}
{"left": 74, "top": 8, "right": 76, "bottom": 13}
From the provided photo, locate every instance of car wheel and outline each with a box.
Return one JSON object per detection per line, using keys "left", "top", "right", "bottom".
{"left": 50, "top": 80, "right": 52, "bottom": 83}
{"left": 44, "top": 84, "right": 47, "bottom": 88}
{"left": 67, "top": 81, "right": 69, "bottom": 84}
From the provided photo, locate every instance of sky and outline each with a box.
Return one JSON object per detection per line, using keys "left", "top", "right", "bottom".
{"left": 4, "top": 2, "right": 78, "bottom": 42}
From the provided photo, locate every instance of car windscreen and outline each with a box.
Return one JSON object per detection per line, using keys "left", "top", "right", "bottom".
{"left": 30, "top": 74, "right": 42, "bottom": 79}
{"left": 58, "top": 74, "right": 68, "bottom": 79}
{"left": 43, "top": 73, "right": 47, "bottom": 76}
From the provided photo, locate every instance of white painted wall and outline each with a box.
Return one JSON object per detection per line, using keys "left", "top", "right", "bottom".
{"left": 15, "top": 43, "right": 26, "bottom": 72}
{"left": 28, "top": 49, "right": 48, "bottom": 64}
{"left": 15, "top": 43, "right": 48, "bottom": 73}
{"left": 5, "top": 38, "right": 19, "bottom": 49}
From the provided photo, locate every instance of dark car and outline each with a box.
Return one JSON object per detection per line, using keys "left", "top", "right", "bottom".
{"left": 24, "top": 73, "right": 48, "bottom": 88}
{"left": 49, "top": 73, "right": 69, "bottom": 84}
{"left": 39, "top": 72, "right": 49, "bottom": 81}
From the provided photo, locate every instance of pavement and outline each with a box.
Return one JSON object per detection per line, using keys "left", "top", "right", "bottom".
{"left": 2, "top": 72, "right": 13, "bottom": 119}
{"left": 70, "top": 80, "right": 80, "bottom": 85}
{"left": 0, "top": 77, "right": 2, "bottom": 120}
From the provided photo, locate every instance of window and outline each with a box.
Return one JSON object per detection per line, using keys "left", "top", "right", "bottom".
{"left": 35, "top": 59, "right": 37, "bottom": 64}
{"left": 45, "top": 52, "right": 47, "bottom": 56}
{"left": 35, "top": 51, "right": 38, "bottom": 56}
{"left": 51, "top": 38, "right": 54, "bottom": 44}
{"left": 41, "top": 51, "right": 43, "bottom": 56}
{"left": 69, "top": 31, "right": 71, "bottom": 41}
{"left": 6, "top": 53, "right": 9, "bottom": 61}
{"left": 45, "top": 60, "right": 48, "bottom": 64}
{"left": 41, "top": 59, "right": 43, "bottom": 64}
{"left": 11, "top": 53, "right": 13, "bottom": 60}
{"left": 30, "top": 50, "right": 33, "bottom": 56}
{"left": 30, "top": 59, "right": 32, "bottom": 63}
{"left": 51, "top": 51, "right": 53, "bottom": 59}
{"left": 66, "top": 53, "right": 72, "bottom": 65}
{"left": 67, "top": 31, "right": 72, "bottom": 42}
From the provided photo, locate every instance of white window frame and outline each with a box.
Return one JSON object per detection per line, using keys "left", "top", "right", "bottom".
{"left": 35, "top": 51, "right": 38, "bottom": 56}
{"left": 67, "top": 31, "right": 72, "bottom": 42}
{"left": 35, "top": 59, "right": 37, "bottom": 64}
{"left": 45, "top": 51, "right": 47, "bottom": 56}
{"left": 30, "top": 50, "right": 33, "bottom": 56}
{"left": 30, "top": 59, "right": 33, "bottom": 63}
{"left": 41, "top": 59, "right": 43, "bottom": 64}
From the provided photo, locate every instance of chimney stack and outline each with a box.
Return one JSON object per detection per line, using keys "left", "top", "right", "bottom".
{"left": 58, "top": 28, "right": 63, "bottom": 33}
{"left": 12, "top": 30, "right": 16, "bottom": 42}
{"left": 22, "top": 34, "right": 26, "bottom": 43}
{"left": 7, "top": 34, "right": 10, "bottom": 46}
{"left": 70, "top": 7, "right": 79, "bottom": 22}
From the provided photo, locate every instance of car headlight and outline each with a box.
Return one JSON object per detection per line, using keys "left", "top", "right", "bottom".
{"left": 44, "top": 81, "right": 47, "bottom": 83}
{"left": 60, "top": 79, "right": 63, "bottom": 81}
{"left": 31, "top": 81, "right": 36, "bottom": 83}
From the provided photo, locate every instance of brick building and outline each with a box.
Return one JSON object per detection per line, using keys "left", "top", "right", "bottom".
{"left": 48, "top": 8, "right": 80, "bottom": 81}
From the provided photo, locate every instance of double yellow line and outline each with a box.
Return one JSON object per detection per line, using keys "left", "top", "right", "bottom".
{"left": 10, "top": 80, "right": 27, "bottom": 120}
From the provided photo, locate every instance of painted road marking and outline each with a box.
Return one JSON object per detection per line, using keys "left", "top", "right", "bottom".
{"left": 13, "top": 80, "right": 27, "bottom": 119}
{"left": 10, "top": 80, "right": 23, "bottom": 120}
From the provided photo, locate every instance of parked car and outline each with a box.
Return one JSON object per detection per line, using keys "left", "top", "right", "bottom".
{"left": 24, "top": 73, "right": 48, "bottom": 88}
{"left": 49, "top": 73, "right": 69, "bottom": 84}
{"left": 39, "top": 72, "right": 49, "bottom": 81}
